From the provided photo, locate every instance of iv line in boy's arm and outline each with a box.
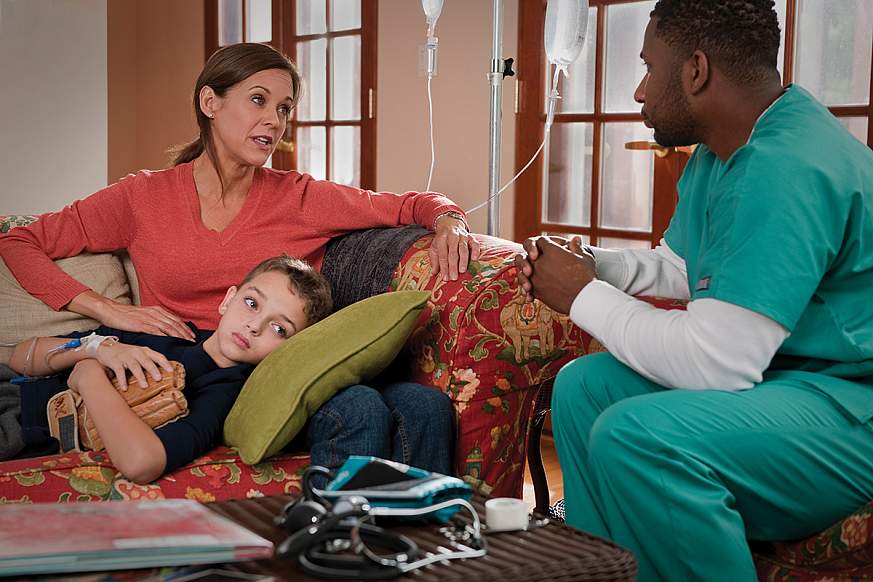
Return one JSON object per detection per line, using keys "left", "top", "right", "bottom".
{"left": 9, "top": 334, "right": 118, "bottom": 377}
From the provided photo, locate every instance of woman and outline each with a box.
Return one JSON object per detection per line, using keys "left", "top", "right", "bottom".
{"left": 1, "top": 43, "right": 478, "bottom": 340}
{"left": 0, "top": 42, "right": 468, "bottom": 477}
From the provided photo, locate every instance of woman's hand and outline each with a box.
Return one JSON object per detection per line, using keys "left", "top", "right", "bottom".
{"left": 429, "top": 214, "right": 482, "bottom": 281}
{"left": 95, "top": 342, "right": 173, "bottom": 391}
{"left": 70, "top": 291, "right": 196, "bottom": 341}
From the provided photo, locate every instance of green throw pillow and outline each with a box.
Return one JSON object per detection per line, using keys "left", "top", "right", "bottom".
{"left": 224, "top": 290, "right": 430, "bottom": 464}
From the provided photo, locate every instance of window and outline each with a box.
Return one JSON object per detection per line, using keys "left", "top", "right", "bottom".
{"left": 515, "top": 0, "right": 873, "bottom": 248}
{"left": 776, "top": 0, "right": 873, "bottom": 144}
{"left": 205, "top": 0, "right": 377, "bottom": 188}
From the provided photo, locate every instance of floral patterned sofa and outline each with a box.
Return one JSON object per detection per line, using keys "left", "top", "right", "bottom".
{"left": 0, "top": 215, "right": 596, "bottom": 504}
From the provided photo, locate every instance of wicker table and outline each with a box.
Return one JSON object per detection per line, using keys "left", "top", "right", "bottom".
{"left": 207, "top": 495, "right": 637, "bottom": 582}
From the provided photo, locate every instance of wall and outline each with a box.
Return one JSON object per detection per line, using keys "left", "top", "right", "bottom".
{"left": 377, "top": 0, "right": 519, "bottom": 239}
{"left": 108, "top": 0, "right": 203, "bottom": 182}
{"left": 0, "top": 0, "right": 107, "bottom": 214}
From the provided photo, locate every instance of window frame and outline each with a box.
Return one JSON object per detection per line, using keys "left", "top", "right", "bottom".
{"left": 204, "top": 0, "right": 378, "bottom": 189}
{"left": 515, "top": 0, "right": 670, "bottom": 246}
{"left": 780, "top": 0, "right": 873, "bottom": 146}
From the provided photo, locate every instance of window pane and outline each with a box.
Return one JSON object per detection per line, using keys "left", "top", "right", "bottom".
{"left": 773, "top": 0, "right": 786, "bottom": 78}
{"left": 331, "top": 126, "right": 360, "bottom": 186}
{"left": 330, "top": 0, "right": 361, "bottom": 31}
{"left": 297, "top": 0, "right": 327, "bottom": 35}
{"left": 795, "top": 0, "right": 873, "bottom": 106}
{"left": 296, "top": 126, "right": 327, "bottom": 180}
{"left": 549, "top": 7, "right": 597, "bottom": 114}
{"left": 218, "top": 0, "right": 243, "bottom": 46}
{"left": 331, "top": 36, "right": 361, "bottom": 120}
{"left": 246, "top": 0, "right": 272, "bottom": 43}
{"left": 296, "top": 39, "right": 327, "bottom": 121}
{"left": 598, "top": 237, "right": 650, "bottom": 250}
{"left": 603, "top": 1, "right": 656, "bottom": 113}
{"left": 543, "top": 122, "right": 593, "bottom": 227}
{"left": 838, "top": 116, "right": 869, "bottom": 145}
{"left": 600, "top": 122, "right": 654, "bottom": 231}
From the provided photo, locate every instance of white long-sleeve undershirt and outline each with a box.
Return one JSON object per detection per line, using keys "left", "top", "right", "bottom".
{"left": 569, "top": 241, "right": 788, "bottom": 390}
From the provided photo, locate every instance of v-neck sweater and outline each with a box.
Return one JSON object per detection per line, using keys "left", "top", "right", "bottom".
{"left": 0, "top": 163, "right": 462, "bottom": 329}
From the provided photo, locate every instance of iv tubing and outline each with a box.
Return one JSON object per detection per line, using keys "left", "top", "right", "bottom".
{"left": 425, "top": 74, "right": 436, "bottom": 191}
{"left": 466, "top": 136, "right": 547, "bottom": 215}
{"left": 466, "top": 65, "right": 562, "bottom": 215}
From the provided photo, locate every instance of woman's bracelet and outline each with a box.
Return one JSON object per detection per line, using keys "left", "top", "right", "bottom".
{"left": 432, "top": 210, "right": 468, "bottom": 231}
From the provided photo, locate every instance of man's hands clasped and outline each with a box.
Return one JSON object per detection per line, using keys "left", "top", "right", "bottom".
{"left": 514, "top": 235, "right": 597, "bottom": 314}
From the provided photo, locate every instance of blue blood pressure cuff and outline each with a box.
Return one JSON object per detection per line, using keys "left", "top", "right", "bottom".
{"left": 320, "top": 456, "right": 473, "bottom": 523}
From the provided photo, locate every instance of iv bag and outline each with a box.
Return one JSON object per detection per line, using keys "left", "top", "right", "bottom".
{"left": 421, "top": 0, "right": 444, "bottom": 30}
{"left": 544, "top": 0, "right": 589, "bottom": 67}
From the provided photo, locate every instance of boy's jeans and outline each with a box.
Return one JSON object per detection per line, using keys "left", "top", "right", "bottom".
{"left": 305, "top": 381, "right": 455, "bottom": 480}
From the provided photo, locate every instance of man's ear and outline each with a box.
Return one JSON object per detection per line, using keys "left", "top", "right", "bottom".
{"left": 199, "top": 86, "right": 218, "bottom": 119}
{"left": 684, "top": 49, "right": 710, "bottom": 96}
{"left": 218, "top": 286, "right": 238, "bottom": 315}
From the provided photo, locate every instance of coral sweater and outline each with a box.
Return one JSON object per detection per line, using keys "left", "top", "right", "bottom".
{"left": 0, "top": 162, "right": 462, "bottom": 329}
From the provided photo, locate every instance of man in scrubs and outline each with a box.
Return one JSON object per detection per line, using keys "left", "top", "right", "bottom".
{"left": 514, "top": 0, "right": 873, "bottom": 580}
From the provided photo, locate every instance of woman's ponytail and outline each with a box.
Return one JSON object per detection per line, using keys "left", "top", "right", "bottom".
{"left": 170, "top": 137, "right": 205, "bottom": 166}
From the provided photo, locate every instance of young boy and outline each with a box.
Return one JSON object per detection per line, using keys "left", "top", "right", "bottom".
{"left": 5, "top": 255, "right": 333, "bottom": 484}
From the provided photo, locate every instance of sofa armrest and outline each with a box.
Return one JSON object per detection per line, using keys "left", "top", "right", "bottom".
{"left": 390, "top": 233, "right": 597, "bottom": 497}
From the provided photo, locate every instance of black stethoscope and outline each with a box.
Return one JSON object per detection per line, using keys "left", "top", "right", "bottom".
{"left": 274, "top": 466, "right": 487, "bottom": 580}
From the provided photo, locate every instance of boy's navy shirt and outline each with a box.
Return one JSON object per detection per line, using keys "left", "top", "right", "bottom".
{"left": 18, "top": 324, "right": 254, "bottom": 472}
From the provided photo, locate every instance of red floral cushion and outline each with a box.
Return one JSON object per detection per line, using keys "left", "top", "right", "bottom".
{"left": 0, "top": 446, "right": 308, "bottom": 503}
{"left": 753, "top": 500, "right": 873, "bottom": 581}
{"left": 391, "top": 234, "right": 601, "bottom": 498}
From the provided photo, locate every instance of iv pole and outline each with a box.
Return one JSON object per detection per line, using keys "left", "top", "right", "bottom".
{"left": 487, "top": 0, "right": 505, "bottom": 237}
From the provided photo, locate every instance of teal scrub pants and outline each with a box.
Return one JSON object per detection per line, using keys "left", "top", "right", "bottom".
{"left": 552, "top": 353, "right": 873, "bottom": 582}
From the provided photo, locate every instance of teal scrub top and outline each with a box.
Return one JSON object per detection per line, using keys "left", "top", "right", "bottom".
{"left": 664, "top": 85, "right": 873, "bottom": 421}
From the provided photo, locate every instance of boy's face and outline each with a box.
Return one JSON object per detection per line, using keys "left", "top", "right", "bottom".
{"left": 213, "top": 271, "right": 308, "bottom": 365}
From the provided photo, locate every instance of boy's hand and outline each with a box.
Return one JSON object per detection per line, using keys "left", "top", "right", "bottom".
{"left": 95, "top": 342, "right": 173, "bottom": 391}
{"left": 67, "top": 359, "right": 108, "bottom": 395}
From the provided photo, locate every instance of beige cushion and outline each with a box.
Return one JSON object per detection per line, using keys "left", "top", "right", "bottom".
{"left": 120, "top": 252, "right": 141, "bottom": 306}
{"left": 224, "top": 290, "right": 430, "bottom": 464}
{"left": 0, "top": 254, "right": 132, "bottom": 365}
